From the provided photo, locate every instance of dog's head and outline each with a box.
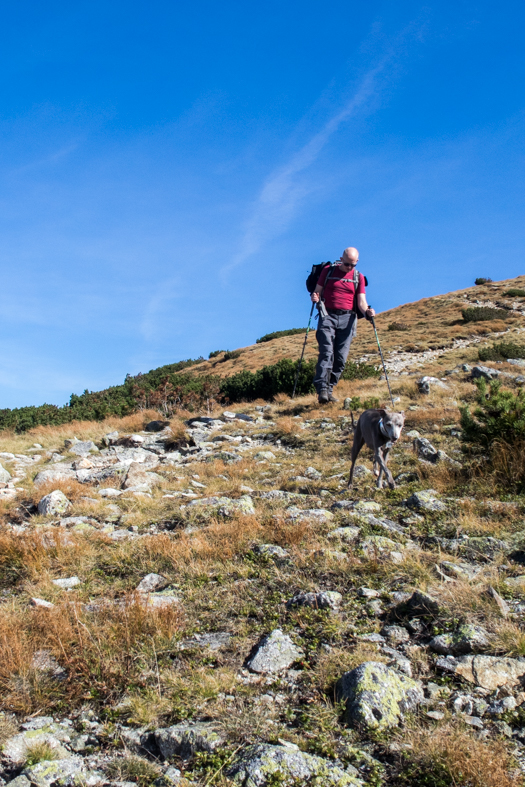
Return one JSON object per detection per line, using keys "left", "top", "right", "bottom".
{"left": 382, "top": 411, "right": 405, "bottom": 442}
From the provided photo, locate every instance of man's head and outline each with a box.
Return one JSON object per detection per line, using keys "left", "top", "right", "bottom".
{"left": 340, "top": 247, "right": 359, "bottom": 269}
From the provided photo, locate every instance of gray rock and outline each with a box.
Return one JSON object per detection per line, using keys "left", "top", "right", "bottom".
{"left": 252, "top": 544, "right": 290, "bottom": 563}
{"left": 136, "top": 573, "right": 169, "bottom": 593}
{"left": 2, "top": 721, "right": 72, "bottom": 764}
{"left": 69, "top": 441, "right": 99, "bottom": 456}
{"left": 329, "top": 526, "right": 361, "bottom": 542}
{"left": 358, "top": 587, "right": 379, "bottom": 599}
{"left": 381, "top": 625, "right": 410, "bottom": 644}
{"left": 402, "top": 590, "right": 440, "bottom": 616}
{"left": 6, "top": 777, "right": 32, "bottom": 787}
{"left": 406, "top": 489, "right": 446, "bottom": 512}
{"left": 0, "top": 462, "right": 12, "bottom": 483}
{"left": 52, "top": 576, "right": 80, "bottom": 589}
{"left": 179, "top": 632, "right": 232, "bottom": 651}
{"left": 30, "top": 650, "right": 67, "bottom": 679}
{"left": 437, "top": 654, "right": 525, "bottom": 689}
{"left": 254, "top": 451, "right": 276, "bottom": 460}
{"left": 360, "top": 536, "right": 404, "bottom": 561}
{"left": 417, "top": 376, "right": 449, "bottom": 394}
{"left": 429, "top": 624, "right": 490, "bottom": 655}
{"left": 246, "top": 629, "right": 304, "bottom": 673}
{"left": 304, "top": 466, "right": 322, "bottom": 480}
{"left": 413, "top": 437, "right": 439, "bottom": 463}
{"left": 472, "top": 365, "right": 500, "bottom": 380}
{"left": 336, "top": 661, "right": 424, "bottom": 729}
{"left": 286, "top": 591, "right": 342, "bottom": 611}
{"left": 219, "top": 495, "right": 256, "bottom": 516}
{"left": 145, "top": 420, "right": 171, "bottom": 432}
{"left": 226, "top": 743, "right": 363, "bottom": 786}
{"left": 37, "top": 490, "right": 71, "bottom": 516}
{"left": 213, "top": 451, "right": 242, "bottom": 464}
{"left": 155, "top": 722, "right": 223, "bottom": 761}
{"left": 22, "top": 756, "right": 102, "bottom": 787}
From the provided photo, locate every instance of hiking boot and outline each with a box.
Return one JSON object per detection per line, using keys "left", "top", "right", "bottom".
{"left": 318, "top": 389, "right": 330, "bottom": 404}
{"left": 327, "top": 391, "right": 338, "bottom": 403}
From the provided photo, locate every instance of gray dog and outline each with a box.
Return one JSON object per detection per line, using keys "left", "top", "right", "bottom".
{"left": 348, "top": 409, "right": 405, "bottom": 489}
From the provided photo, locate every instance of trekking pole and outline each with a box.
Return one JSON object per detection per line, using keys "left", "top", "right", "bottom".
{"left": 292, "top": 302, "right": 316, "bottom": 399}
{"left": 370, "top": 315, "right": 396, "bottom": 409}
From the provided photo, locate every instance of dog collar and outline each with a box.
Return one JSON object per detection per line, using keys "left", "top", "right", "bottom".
{"left": 378, "top": 418, "right": 389, "bottom": 438}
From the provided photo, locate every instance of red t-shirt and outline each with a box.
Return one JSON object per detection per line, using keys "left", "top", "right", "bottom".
{"left": 317, "top": 265, "right": 365, "bottom": 310}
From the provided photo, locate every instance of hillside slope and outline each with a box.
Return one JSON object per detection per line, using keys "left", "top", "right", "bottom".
{"left": 1, "top": 277, "right": 525, "bottom": 786}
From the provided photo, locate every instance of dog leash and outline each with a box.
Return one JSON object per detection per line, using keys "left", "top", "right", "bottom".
{"left": 370, "top": 315, "right": 396, "bottom": 409}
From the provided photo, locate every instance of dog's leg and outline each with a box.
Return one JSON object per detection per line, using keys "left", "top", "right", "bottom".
{"left": 383, "top": 448, "right": 396, "bottom": 489}
{"left": 348, "top": 420, "right": 365, "bottom": 487}
{"left": 375, "top": 448, "right": 385, "bottom": 489}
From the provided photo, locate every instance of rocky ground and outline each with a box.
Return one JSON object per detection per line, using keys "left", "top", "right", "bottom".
{"left": 1, "top": 324, "right": 525, "bottom": 785}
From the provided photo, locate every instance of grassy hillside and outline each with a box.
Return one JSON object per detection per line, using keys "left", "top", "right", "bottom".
{"left": 1, "top": 276, "right": 525, "bottom": 786}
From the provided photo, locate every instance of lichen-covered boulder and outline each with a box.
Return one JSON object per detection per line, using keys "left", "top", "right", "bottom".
{"left": 246, "top": 629, "right": 304, "bottom": 673}
{"left": 429, "top": 624, "right": 490, "bottom": 655}
{"left": 406, "top": 489, "right": 446, "bottom": 512}
{"left": 0, "top": 462, "right": 12, "bottom": 483}
{"left": 2, "top": 719, "right": 72, "bottom": 765}
{"left": 155, "top": 722, "right": 223, "bottom": 761}
{"left": 37, "top": 490, "right": 71, "bottom": 516}
{"left": 219, "top": 495, "right": 256, "bottom": 516}
{"left": 226, "top": 743, "right": 363, "bottom": 786}
{"left": 21, "top": 756, "right": 102, "bottom": 787}
{"left": 136, "top": 573, "right": 169, "bottom": 593}
{"left": 336, "top": 661, "right": 424, "bottom": 729}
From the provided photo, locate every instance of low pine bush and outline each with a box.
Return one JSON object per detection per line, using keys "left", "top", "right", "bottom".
{"left": 220, "top": 358, "right": 316, "bottom": 400}
{"left": 221, "top": 350, "right": 243, "bottom": 361}
{"left": 462, "top": 306, "right": 509, "bottom": 322}
{"left": 504, "top": 288, "right": 525, "bottom": 297}
{"left": 209, "top": 349, "right": 225, "bottom": 358}
{"left": 474, "top": 277, "right": 493, "bottom": 285}
{"left": 460, "top": 379, "right": 525, "bottom": 447}
{"left": 478, "top": 341, "right": 525, "bottom": 362}
{"left": 256, "top": 328, "right": 306, "bottom": 343}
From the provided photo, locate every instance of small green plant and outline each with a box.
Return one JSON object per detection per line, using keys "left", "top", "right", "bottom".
{"left": 106, "top": 755, "right": 161, "bottom": 787}
{"left": 478, "top": 341, "right": 525, "bottom": 362}
{"left": 474, "top": 277, "right": 493, "bottom": 285}
{"left": 388, "top": 321, "right": 409, "bottom": 331}
{"left": 462, "top": 306, "right": 509, "bottom": 322}
{"left": 340, "top": 361, "right": 380, "bottom": 381}
{"left": 505, "top": 288, "right": 525, "bottom": 297}
{"left": 256, "top": 328, "right": 306, "bottom": 343}
{"left": 209, "top": 349, "right": 226, "bottom": 358}
{"left": 24, "top": 742, "right": 60, "bottom": 766}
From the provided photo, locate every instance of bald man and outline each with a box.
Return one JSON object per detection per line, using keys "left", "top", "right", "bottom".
{"left": 311, "top": 247, "right": 375, "bottom": 404}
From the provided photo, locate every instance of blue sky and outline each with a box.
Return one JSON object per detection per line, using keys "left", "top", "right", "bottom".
{"left": 1, "top": 1, "right": 524, "bottom": 408}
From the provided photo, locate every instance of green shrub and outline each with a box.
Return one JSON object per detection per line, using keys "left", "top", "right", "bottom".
{"left": 478, "top": 342, "right": 525, "bottom": 362}
{"left": 460, "top": 378, "right": 525, "bottom": 447}
{"left": 340, "top": 361, "right": 380, "bottom": 381}
{"left": 256, "top": 328, "right": 306, "bottom": 343}
{"left": 462, "top": 306, "right": 509, "bottom": 322}
{"left": 209, "top": 349, "right": 225, "bottom": 358}
{"left": 504, "top": 288, "right": 525, "bottom": 298}
{"left": 474, "top": 277, "right": 492, "bottom": 285}
{"left": 220, "top": 358, "right": 316, "bottom": 401}
{"left": 221, "top": 350, "right": 243, "bottom": 361}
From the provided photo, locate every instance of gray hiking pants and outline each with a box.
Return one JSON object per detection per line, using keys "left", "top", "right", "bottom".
{"left": 314, "top": 311, "right": 357, "bottom": 392}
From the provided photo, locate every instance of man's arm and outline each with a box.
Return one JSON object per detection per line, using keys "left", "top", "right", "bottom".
{"left": 357, "top": 292, "right": 375, "bottom": 318}
{"left": 311, "top": 284, "right": 322, "bottom": 303}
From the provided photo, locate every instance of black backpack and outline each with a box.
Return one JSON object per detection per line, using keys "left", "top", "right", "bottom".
{"left": 306, "top": 262, "right": 369, "bottom": 318}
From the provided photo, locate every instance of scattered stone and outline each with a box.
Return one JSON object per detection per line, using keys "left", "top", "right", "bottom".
{"left": 406, "top": 489, "right": 446, "bottom": 512}
{"left": 252, "top": 544, "right": 290, "bottom": 564}
{"left": 472, "top": 365, "right": 500, "bottom": 380}
{"left": 381, "top": 625, "right": 410, "bottom": 644}
{"left": 286, "top": 591, "right": 342, "bottom": 611}
{"left": 136, "top": 573, "right": 169, "bottom": 593}
{"left": 30, "top": 650, "right": 67, "bottom": 679}
{"left": 246, "top": 629, "right": 304, "bottom": 673}
{"left": 329, "top": 526, "right": 361, "bottom": 542}
{"left": 22, "top": 756, "right": 102, "bottom": 787}
{"left": 0, "top": 462, "right": 12, "bottom": 483}
{"left": 336, "top": 661, "right": 424, "bottom": 729}
{"left": 413, "top": 437, "right": 439, "bottom": 463}
{"left": 30, "top": 597, "right": 55, "bottom": 609}
{"left": 360, "top": 536, "right": 404, "bottom": 562}
{"left": 52, "top": 576, "right": 81, "bottom": 589}
{"left": 486, "top": 585, "right": 510, "bottom": 617}
{"left": 358, "top": 587, "right": 379, "bottom": 598}
{"left": 353, "top": 465, "right": 372, "bottom": 477}
{"left": 429, "top": 624, "right": 491, "bottom": 655}
{"left": 69, "top": 440, "right": 99, "bottom": 456}
{"left": 304, "top": 466, "right": 321, "bottom": 480}
{"left": 401, "top": 590, "right": 440, "bottom": 616}
{"left": 226, "top": 743, "right": 363, "bottom": 787}
{"left": 179, "top": 632, "right": 232, "bottom": 651}
{"left": 417, "top": 376, "right": 449, "bottom": 394}
{"left": 427, "top": 710, "right": 445, "bottom": 720}
{"left": 219, "top": 495, "right": 256, "bottom": 516}
{"left": 145, "top": 420, "right": 171, "bottom": 432}
{"left": 437, "top": 654, "right": 525, "bottom": 689}
{"left": 155, "top": 722, "right": 223, "bottom": 761}
{"left": 254, "top": 451, "right": 276, "bottom": 460}
{"left": 37, "top": 490, "right": 71, "bottom": 516}
{"left": 505, "top": 575, "right": 525, "bottom": 591}
{"left": 353, "top": 500, "right": 382, "bottom": 513}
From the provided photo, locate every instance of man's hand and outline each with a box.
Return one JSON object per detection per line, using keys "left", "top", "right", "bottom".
{"left": 366, "top": 307, "right": 375, "bottom": 317}
{"left": 311, "top": 292, "right": 320, "bottom": 303}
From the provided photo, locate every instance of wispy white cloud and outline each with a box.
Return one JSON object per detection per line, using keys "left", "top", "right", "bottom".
{"left": 221, "top": 61, "right": 388, "bottom": 275}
